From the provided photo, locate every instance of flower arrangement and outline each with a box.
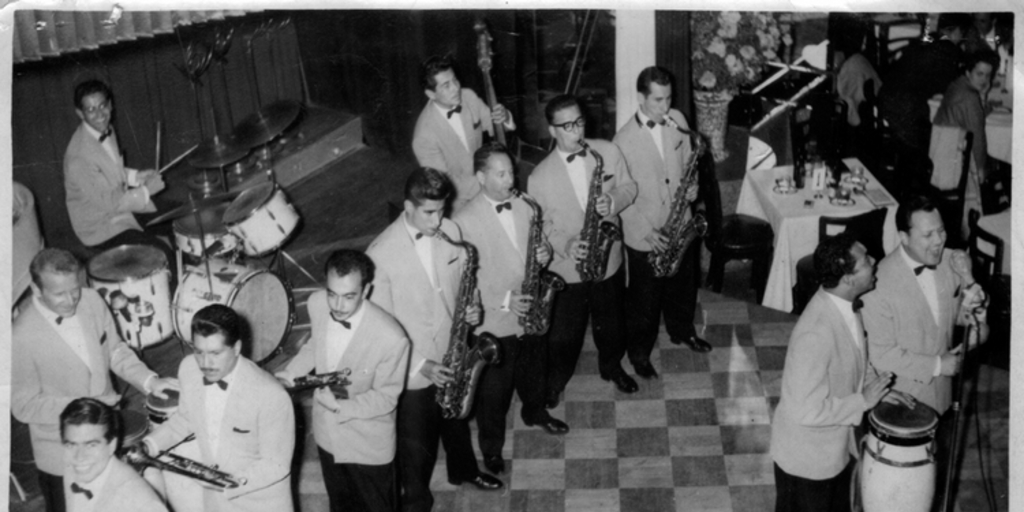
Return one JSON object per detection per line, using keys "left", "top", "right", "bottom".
{"left": 691, "top": 12, "right": 783, "bottom": 93}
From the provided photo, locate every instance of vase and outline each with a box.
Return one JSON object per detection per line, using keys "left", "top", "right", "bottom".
{"left": 693, "top": 90, "right": 734, "bottom": 163}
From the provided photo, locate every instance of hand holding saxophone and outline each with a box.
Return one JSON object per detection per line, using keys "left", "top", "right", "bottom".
{"left": 644, "top": 231, "right": 670, "bottom": 253}
{"left": 420, "top": 360, "right": 455, "bottom": 386}
{"left": 464, "top": 290, "right": 483, "bottom": 326}
{"left": 535, "top": 242, "right": 552, "bottom": 266}
{"left": 568, "top": 238, "right": 589, "bottom": 263}
{"left": 508, "top": 292, "right": 534, "bottom": 317}
{"left": 595, "top": 193, "right": 613, "bottom": 216}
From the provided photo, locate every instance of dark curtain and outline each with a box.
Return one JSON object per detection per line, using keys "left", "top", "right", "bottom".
{"left": 656, "top": 11, "right": 692, "bottom": 123}
{"left": 11, "top": 13, "right": 303, "bottom": 251}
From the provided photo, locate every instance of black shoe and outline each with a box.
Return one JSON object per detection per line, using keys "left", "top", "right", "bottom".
{"left": 524, "top": 413, "right": 570, "bottom": 435}
{"left": 601, "top": 370, "right": 639, "bottom": 393}
{"left": 483, "top": 455, "right": 505, "bottom": 475}
{"left": 633, "top": 360, "right": 659, "bottom": 379}
{"left": 544, "top": 391, "right": 561, "bottom": 409}
{"left": 449, "top": 472, "right": 504, "bottom": 491}
{"left": 672, "top": 334, "right": 712, "bottom": 353}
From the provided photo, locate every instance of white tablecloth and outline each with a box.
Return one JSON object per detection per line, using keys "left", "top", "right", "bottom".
{"left": 977, "top": 210, "right": 1012, "bottom": 276}
{"left": 927, "top": 96, "right": 1013, "bottom": 164}
{"left": 736, "top": 158, "right": 900, "bottom": 312}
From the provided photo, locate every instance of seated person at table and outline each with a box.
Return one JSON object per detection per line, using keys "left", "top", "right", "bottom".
{"left": 933, "top": 48, "right": 1000, "bottom": 182}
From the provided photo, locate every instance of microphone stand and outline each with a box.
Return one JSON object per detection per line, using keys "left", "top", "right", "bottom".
{"left": 940, "top": 310, "right": 977, "bottom": 512}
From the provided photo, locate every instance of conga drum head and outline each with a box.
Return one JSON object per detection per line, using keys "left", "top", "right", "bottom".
{"left": 120, "top": 410, "right": 149, "bottom": 449}
{"left": 869, "top": 400, "right": 939, "bottom": 440}
{"left": 145, "top": 389, "right": 180, "bottom": 414}
{"left": 173, "top": 204, "right": 230, "bottom": 237}
{"left": 223, "top": 183, "right": 274, "bottom": 226}
{"left": 89, "top": 245, "right": 168, "bottom": 282}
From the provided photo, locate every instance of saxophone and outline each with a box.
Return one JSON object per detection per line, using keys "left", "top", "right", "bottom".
{"left": 575, "top": 140, "right": 623, "bottom": 282}
{"left": 122, "top": 444, "right": 247, "bottom": 490}
{"left": 433, "top": 230, "right": 501, "bottom": 420}
{"left": 516, "top": 190, "right": 565, "bottom": 336}
{"left": 648, "top": 117, "right": 709, "bottom": 278}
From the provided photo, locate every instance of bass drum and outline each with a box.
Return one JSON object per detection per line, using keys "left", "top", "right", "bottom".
{"left": 173, "top": 259, "right": 293, "bottom": 364}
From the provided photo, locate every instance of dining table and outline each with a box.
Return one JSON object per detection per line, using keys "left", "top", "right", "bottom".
{"left": 736, "top": 158, "right": 901, "bottom": 312}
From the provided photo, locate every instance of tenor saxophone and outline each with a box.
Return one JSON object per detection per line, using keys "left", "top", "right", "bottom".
{"left": 433, "top": 230, "right": 501, "bottom": 420}
{"left": 122, "top": 444, "right": 247, "bottom": 490}
{"left": 647, "top": 117, "right": 709, "bottom": 278}
{"left": 516, "top": 190, "right": 565, "bottom": 336}
{"left": 575, "top": 140, "right": 623, "bottom": 282}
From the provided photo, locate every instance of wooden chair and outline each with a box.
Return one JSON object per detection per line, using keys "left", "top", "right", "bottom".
{"left": 791, "top": 207, "right": 889, "bottom": 314}
{"left": 929, "top": 128, "right": 973, "bottom": 246}
{"left": 865, "top": 14, "right": 927, "bottom": 76}
{"left": 967, "top": 209, "right": 1011, "bottom": 370}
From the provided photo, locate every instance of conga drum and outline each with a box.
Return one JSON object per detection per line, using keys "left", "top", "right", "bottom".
{"left": 859, "top": 400, "right": 939, "bottom": 512}
{"left": 145, "top": 389, "right": 180, "bottom": 428}
{"left": 89, "top": 245, "right": 173, "bottom": 349}
{"left": 119, "top": 410, "right": 150, "bottom": 451}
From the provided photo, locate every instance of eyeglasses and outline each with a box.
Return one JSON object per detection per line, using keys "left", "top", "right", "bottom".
{"left": 81, "top": 101, "right": 111, "bottom": 115}
{"left": 552, "top": 116, "right": 586, "bottom": 131}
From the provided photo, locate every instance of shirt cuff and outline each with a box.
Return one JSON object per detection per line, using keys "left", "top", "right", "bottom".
{"left": 500, "top": 290, "right": 512, "bottom": 312}
{"left": 933, "top": 356, "right": 942, "bottom": 377}
{"left": 127, "top": 168, "right": 140, "bottom": 187}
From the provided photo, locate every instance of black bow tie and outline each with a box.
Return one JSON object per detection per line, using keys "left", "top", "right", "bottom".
{"left": 853, "top": 299, "right": 864, "bottom": 312}
{"left": 415, "top": 232, "right": 426, "bottom": 240}
{"left": 203, "top": 378, "right": 228, "bottom": 390}
{"left": 914, "top": 264, "right": 937, "bottom": 276}
{"left": 71, "top": 483, "right": 93, "bottom": 500}
{"left": 56, "top": 316, "right": 64, "bottom": 325}
{"left": 495, "top": 202, "right": 512, "bottom": 213}
{"left": 645, "top": 119, "right": 665, "bottom": 129}
{"left": 334, "top": 318, "right": 352, "bottom": 329}
{"left": 566, "top": 149, "right": 587, "bottom": 163}
{"left": 446, "top": 105, "right": 462, "bottom": 119}
{"left": 99, "top": 129, "right": 113, "bottom": 143}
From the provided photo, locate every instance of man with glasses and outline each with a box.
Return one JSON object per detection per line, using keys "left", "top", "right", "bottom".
{"left": 64, "top": 79, "right": 173, "bottom": 270}
{"left": 527, "top": 94, "right": 639, "bottom": 405}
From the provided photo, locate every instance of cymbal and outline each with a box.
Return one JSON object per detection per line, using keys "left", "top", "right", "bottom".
{"left": 188, "top": 134, "right": 250, "bottom": 169}
{"left": 145, "top": 191, "right": 240, "bottom": 227}
{"left": 233, "top": 100, "right": 302, "bottom": 148}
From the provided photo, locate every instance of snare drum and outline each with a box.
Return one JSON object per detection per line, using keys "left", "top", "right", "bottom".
{"left": 173, "top": 259, "right": 294, "bottom": 363}
{"left": 89, "top": 245, "right": 173, "bottom": 348}
{"left": 145, "top": 389, "right": 180, "bottom": 428}
{"left": 173, "top": 204, "right": 238, "bottom": 258}
{"left": 222, "top": 183, "right": 300, "bottom": 256}
{"left": 120, "top": 410, "right": 150, "bottom": 450}
{"left": 859, "top": 401, "right": 939, "bottom": 512}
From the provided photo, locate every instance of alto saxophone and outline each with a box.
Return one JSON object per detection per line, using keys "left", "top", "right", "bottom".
{"left": 122, "top": 444, "right": 247, "bottom": 490}
{"left": 648, "top": 117, "right": 709, "bottom": 278}
{"left": 516, "top": 190, "right": 565, "bottom": 336}
{"left": 433, "top": 230, "right": 501, "bottom": 420}
{"left": 575, "top": 140, "right": 623, "bottom": 282}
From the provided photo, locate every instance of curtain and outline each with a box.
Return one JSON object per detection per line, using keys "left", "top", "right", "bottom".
{"left": 655, "top": 10, "right": 693, "bottom": 123}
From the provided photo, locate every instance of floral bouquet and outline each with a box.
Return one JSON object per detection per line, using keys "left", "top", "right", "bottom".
{"left": 691, "top": 11, "right": 783, "bottom": 93}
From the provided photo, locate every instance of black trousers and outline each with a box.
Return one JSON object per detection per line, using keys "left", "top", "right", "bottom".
{"left": 318, "top": 446, "right": 397, "bottom": 512}
{"left": 37, "top": 470, "right": 65, "bottom": 512}
{"left": 624, "top": 243, "right": 700, "bottom": 365}
{"left": 396, "top": 386, "right": 479, "bottom": 512}
{"left": 91, "top": 228, "right": 178, "bottom": 285}
{"left": 474, "top": 333, "right": 547, "bottom": 457}
{"left": 774, "top": 460, "right": 854, "bottom": 512}
{"left": 545, "top": 266, "right": 628, "bottom": 396}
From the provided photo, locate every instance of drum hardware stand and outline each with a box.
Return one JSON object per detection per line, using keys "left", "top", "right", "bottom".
{"left": 939, "top": 312, "right": 978, "bottom": 512}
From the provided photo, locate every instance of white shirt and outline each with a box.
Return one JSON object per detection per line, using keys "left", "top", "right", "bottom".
{"left": 481, "top": 193, "right": 519, "bottom": 253}
{"left": 204, "top": 363, "right": 238, "bottom": 456}
{"left": 435, "top": 101, "right": 470, "bottom": 151}
{"left": 826, "top": 292, "right": 862, "bottom": 349}
{"left": 899, "top": 246, "right": 945, "bottom": 376}
{"left": 35, "top": 295, "right": 93, "bottom": 371}
{"left": 68, "top": 455, "right": 114, "bottom": 512}
{"left": 403, "top": 214, "right": 438, "bottom": 289}
{"left": 558, "top": 148, "right": 590, "bottom": 210}
{"left": 637, "top": 110, "right": 666, "bottom": 160}
{"left": 325, "top": 300, "right": 367, "bottom": 371}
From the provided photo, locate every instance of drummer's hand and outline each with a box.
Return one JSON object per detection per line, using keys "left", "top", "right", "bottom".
{"left": 939, "top": 346, "right": 963, "bottom": 376}
{"left": 881, "top": 390, "right": 917, "bottom": 408}
{"left": 863, "top": 371, "right": 894, "bottom": 409}
{"left": 314, "top": 387, "right": 342, "bottom": 414}
{"left": 273, "top": 371, "right": 295, "bottom": 388}
{"left": 143, "top": 172, "right": 166, "bottom": 195}
{"left": 150, "top": 377, "right": 181, "bottom": 399}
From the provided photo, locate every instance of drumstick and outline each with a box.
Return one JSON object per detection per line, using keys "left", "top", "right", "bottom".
{"left": 158, "top": 144, "right": 199, "bottom": 175}
{"left": 155, "top": 122, "right": 162, "bottom": 170}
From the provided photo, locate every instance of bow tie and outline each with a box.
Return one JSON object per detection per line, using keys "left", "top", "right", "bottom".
{"left": 853, "top": 299, "right": 864, "bottom": 312}
{"left": 99, "top": 129, "right": 113, "bottom": 143}
{"left": 645, "top": 119, "right": 665, "bottom": 129}
{"left": 71, "top": 483, "right": 93, "bottom": 500}
{"left": 415, "top": 232, "right": 426, "bottom": 240}
{"left": 914, "top": 264, "right": 937, "bottom": 276}
{"left": 203, "top": 378, "right": 228, "bottom": 390}
{"left": 446, "top": 105, "right": 462, "bottom": 119}
{"left": 334, "top": 318, "right": 352, "bottom": 329}
{"left": 495, "top": 202, "right": 512, "bottom": 213}
{"left": 56, "top": 316, "right": 64, "bottom": 325}
{"left": 566, "top": 149, "right": 587, "bottom": 163}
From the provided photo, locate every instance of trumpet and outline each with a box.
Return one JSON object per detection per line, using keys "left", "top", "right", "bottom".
{"left": 122, "top": 444, "right": 247, "bottom": 490}
{"left": 289, "top": 369, "right": 352, "bottom": 397}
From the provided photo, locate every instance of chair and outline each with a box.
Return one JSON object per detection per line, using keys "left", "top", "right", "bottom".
{"left": 967, "top": 209, "right": 1003, "bottom": 285}
{"left": 967, "top": 209, "right": 1011, "bottom": 370}
{"left": 701, "top": 148, "right": 774, "bottom": 303}
{"left": 789, "top": 95, "right": 849, "bottom": 169}
{"left": 791, "top": 207, "right": 889, "bottom": 314}
{"left": 865, "top": 14, "right": 926, "bottom": 76}
{"left": 928, "top": 127, "right": 973, "bottom": 245}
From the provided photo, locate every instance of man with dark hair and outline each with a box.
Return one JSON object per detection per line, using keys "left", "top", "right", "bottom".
{"left": 12, "top": 248, "right": 178, "bottom": 512}
{"left": 412, "top": 56, "right": 514, "bottom": 213}
{"left": 277, "top": 249, "right": 410, "bottom": 512}
{"left": 144, "top": 304, "right": 296, "bottom": 512}
{"left": 60, "top": 398, "right": 167, "bottom": 511}
{"left": 862, "top": 194, "right": 989, "bottom": 510}
{"left": 63, "top": 79, "right": 174, "bottom": 271}
{"left": 529, "top": 94, "right": 639, "bottom": 402}
{"left": 367, "top": 167, "right": 502, "bottom": 511}
{"left": 771, "top": 233, "right": 911, "bottom": 512}
{"left": 453, "top": 142, "right": 569, "bottom": 476}
{"left": 615, "top": 66, "right": 710, "bottom": 381}
{"left": 933, "top": 47, "right": 1001, "bottom": 181}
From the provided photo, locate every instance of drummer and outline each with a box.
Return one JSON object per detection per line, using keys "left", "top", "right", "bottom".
{"left": 63, "top": 79, "right": 176, "bottom": 280}
{"left": 11, "top": 248, "right": 180, "bottom": 512}
{"left": 770, "top": 233, "right": 913, "bottom": 512}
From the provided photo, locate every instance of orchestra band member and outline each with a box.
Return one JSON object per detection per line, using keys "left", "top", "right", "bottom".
{"left": 453, "top": 143, "right": 570, "bottom": 476}
{"left": 412, "top": 56, "right": 514, "bottom": 213}
{"left": 528, "top": 94, "right": 639, "bottom": 404}
{"left": 11, "top": 248, "right": 179, "bottom": 512}
{"left": 63, "top": 80, "right": 175, "bottom": 274}
{"left": 144, "top": 304, "right": 296, "bottom": 512}
{"left": 366, "top": 168, "right": 503, "bottom": 512}
{"left": 277, "top": 250, "right": 410, "bottom": 512}
{"left": 861, "top": 195, "right": 988, "bottom": 510}
{"left": 615, "top": 67, "right": 711, "bottom": 381}
{"left": 770, "top": 233, "right": 912, "bottom": 512}
{"left": 60, "top": 398, "right": 168, "bottom": 512}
